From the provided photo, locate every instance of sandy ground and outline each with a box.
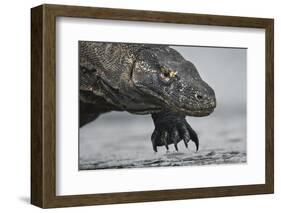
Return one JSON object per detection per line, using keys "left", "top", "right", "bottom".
{"left": 79, "top": 106, "right": 246, "bottom": 170}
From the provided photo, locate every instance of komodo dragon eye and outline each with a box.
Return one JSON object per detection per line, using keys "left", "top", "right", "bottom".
{"left": 159, "top": 66, "right": 178, "bottom": 84}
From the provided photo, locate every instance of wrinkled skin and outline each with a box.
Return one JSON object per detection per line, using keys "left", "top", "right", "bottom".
{"left": 79, "top": 42, "right": 216, "bottom": 152}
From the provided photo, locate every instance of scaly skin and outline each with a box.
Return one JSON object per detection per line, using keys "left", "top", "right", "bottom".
{"left": 79, "top": 41, "right": 216, "bottom": 152}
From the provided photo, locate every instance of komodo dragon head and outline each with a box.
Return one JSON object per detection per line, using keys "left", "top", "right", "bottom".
{"left": 124, "top": 45, "right": 216, "bottom": 117}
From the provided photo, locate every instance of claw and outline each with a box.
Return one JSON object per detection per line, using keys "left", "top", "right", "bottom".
{"left": 171, "top": 129, "right": 179, "bottom": 152}
{"left": 161, "top": 131, "right": 169, "bottom": 151}
{"left": 178, "top": 125, "right": 190, "bottom": 150}
{"left": 174, "top": 143, "right": 178, "bottom": 151}
{"left": 151, "top": 131, "right": 158, "bottom": 152}
{"left": 185, "top": 122, "right": 199, "bottom": 151}
{"left": 151, "top": 131, "right": 157, "bottom": 142}
{"left": 190, "top": 132, "right": 199, "bottom": 151}
{"left": 194, "top": 137, "right": 199, "bottom": 152}
{"left": 183, "top": 137, "right": 189, "bottom": 148}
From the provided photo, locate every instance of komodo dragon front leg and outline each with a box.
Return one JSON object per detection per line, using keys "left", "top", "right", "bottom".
{"left": 151, "top": 111, "right": 199, "bottom": 152}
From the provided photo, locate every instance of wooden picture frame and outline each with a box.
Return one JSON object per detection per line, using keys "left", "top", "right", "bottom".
{"left": 31, "top": 4, "right": 274, "bottom": 208}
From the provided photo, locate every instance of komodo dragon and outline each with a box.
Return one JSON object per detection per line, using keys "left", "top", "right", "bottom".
{"left": 79, "top": 41, "right": 216, "bottom": 152}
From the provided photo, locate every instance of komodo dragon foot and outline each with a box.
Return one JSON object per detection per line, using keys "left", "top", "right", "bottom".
{"left": 151, "top": 111, "right": 199, "bottom": 152}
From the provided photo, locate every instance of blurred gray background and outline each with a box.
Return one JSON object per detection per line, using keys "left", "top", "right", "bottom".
{"left": 79, "top": 45, "right": 247, "bottom": 170}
